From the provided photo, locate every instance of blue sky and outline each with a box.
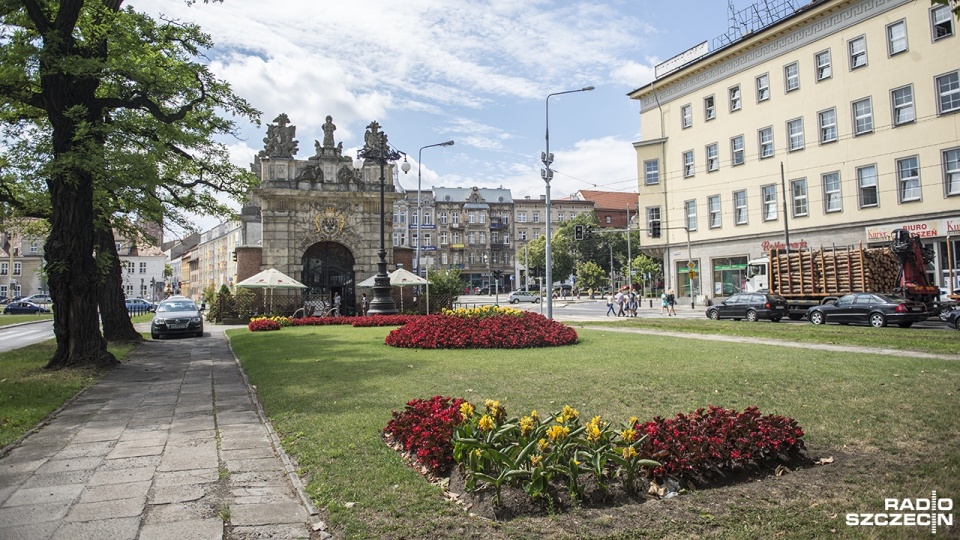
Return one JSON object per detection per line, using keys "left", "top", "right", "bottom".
{"left": 129, "top": 0, "right": 735, "bottom": 232}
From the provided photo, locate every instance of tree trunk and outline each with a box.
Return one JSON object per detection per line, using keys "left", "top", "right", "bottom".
{"left": 97, "top": 226, "right": 143, "bottom": 343}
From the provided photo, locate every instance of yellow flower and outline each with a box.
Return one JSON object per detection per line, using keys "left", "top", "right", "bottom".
{"left": 572, "top": 459, "right": 580, "bottom": 467}
{"left": 585, "top": 422, "right": 602, "bottom": 443}
{"left": 519, "top": 416, "right": 534, "bottom": 436}
{"left": 478, "top": 415, "right": 495, "bottom": 432}
{"left": 561, "top": 405, "right": 579, "bottom": 422}
{"left": 473, "top": 449, "right": 482, "bottom": 459}
{"left": 629, "top": 416, "right": 639, "bottom": 426}
{"left": 529, "top": 454, "right": 543, "bottom": 467}
{"left": 620, "top": 428, "right": 636, "bottom": 442}
{"left": 537, "top": 438, "right": 550, "bottom": 452}
{"left": 622, "top": 446, "right": 638, "bottom": 460}
{"left": 546, "top": 425, "right": 569, "bottom": 442}
{"left": 459, "top": 402, "right": 475, "bottom": 418}
{"left": 530, "top": 410, "right": 540, "bottom": 423}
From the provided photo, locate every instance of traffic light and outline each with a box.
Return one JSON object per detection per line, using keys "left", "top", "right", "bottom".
{"left": 231, "top": 251, "right": 237, "bottom": 262}
{"left": 584, "top": 225, "right": 593, "bottom": 239}
{"left": 574, "top": 224, "right": 584, "bottom": 241}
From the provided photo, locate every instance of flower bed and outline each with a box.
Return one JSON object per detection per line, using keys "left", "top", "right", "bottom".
{"left": 385, "top": 309, "right": 578, "bottom": 349}
{"left": 383, "top": 395, "right": 466, "bottom": 475}
{"left": 247, "top": 318, "right": 282, "bottom": 332}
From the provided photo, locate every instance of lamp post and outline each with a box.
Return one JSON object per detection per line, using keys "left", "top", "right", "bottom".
{"left": 354, "top": 124, "right": 411, "bottom": 315}
{"left": 416, "top": 140, "right": 454, "bottom": 279}
{"left": 542, "top": 85, "right": 594, "bottom": 320}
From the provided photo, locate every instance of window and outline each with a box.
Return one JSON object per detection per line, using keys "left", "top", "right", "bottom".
{"left": 518, "top": 229, "right": 527, "bottom": 241}
{"left": 762, "top": 185, "right": 778, "bottom": 221}
{"left": 644, "top": 159, "right": 660, "bottom": 185}
{"left": 423, "top": 233, "right": 433, "bottom": 247}
{"left": 787, "top": 118, "right": 804, "bottom": 151}
{"left": 0, "top": 262, "right": 6, "bottom": 275}
{"left": 439, "top": 211, "right": 448, "bottom": 224}
{"left": 423, "top": 212, "right": 432, "bottom": 225}
{"left": 392, "top": 231, "right": 402, "bottom": 246}
{"left": 784, "top": 62, "right": 800, "bottom": 92}
{"left": 852, "top": 97, "right": 873, "bottom": 135}
{"left": 467, "top": 212, "right": 476, "bottom": 224}
{"left": 479, "top": 212, "right": 486, "bottom": 224}
{"left": 729, "top": 85, "right": 741, "bottom": 111}
{"left": 532, "top": 211, "right": 540, "bottom": 223}
{"left": 604, "top": 216, "right": 611, "bottom": 224}
{"left": 452, "top": 212, "right": 459, "bottom": 224}
{"left": 646, "top": 207, "right": 661, "bottom": 238}
{"left": 704, "top": 95, "right": 716, "bottom": 120}
{"left": 684, "top": 200, "right": 697, "bottom": 231}
{"left": 517, "top": 212, "right": 526, "bottom": 223}
{"left": 440, "top": 232, "right": 448, "bottom": 245}
{"left": 791, "top": 178, "right": 808, "bottom": 217}
{"left": 411, "top": 212, "right": 418, "bottom": 226}
{"left": 892, "top": 85, "right": 915, "bottom": 125}
{"left": 937, "top": 71, "right": 960, "bottom": 114}
{"left": 532, "top": 228, "right": 541, "bottom": 239}
{"left": 886, "top": 20, "right": 907, "bottom": 56}
{"left": 683, "top": 150, "right": 695, "bottom": 177}
{"left": 759, "top": 127, "right": 774, "bottom": 158}
{"left": 756, "top": 73, "right": 770, "bottom": 102}
{"left": 681, "top": 104, "right": 692, "bottom": 128}
{"left": 931, "top": 5, "right": 954, "bottom": 41}
{"left": 452, "top": 232, "right": 460, "bottom": 244}
{"left": 730, "top": 135, "right": 745, "bottom": 166}
{"left": 897, "top": 156, "right": 921, "bottom": 202}
{"left": 468, "top": 232, "right": 476, "bottom": 244}
{"left": 857, "top": 164, "right": 879, "bottom": 208}
{"left": 479, "top": 232, "right": 486, "bottom": 244}
{"left": 12, "top": 262, "right": 20, "bottom": 275}
{"left": 127, "top": 261, "right": 135, "bottom": 274}
{"left": 734, "top": 190, "right": 748, "bottom": 225}
{"left": 708, "top": 195, "right": 721, "bottom": 228}
{"left": 815, "top": 50, "right": 832, "bottom": 80}
{"left": 823, "top": 171, "right": 842, "bottom": 213}
{"left": 706, "top": 143, "right": 719, "bottom": 172}
{"left": 139, "top": 262, "right": 147, "bottom": 274}
{"left": 848, "top": 35, "right": 867, "bottom": 69}
{"left": 441, "top": 253, "right": 448, "bottom": 265}
{"left": 818, "top": 108, "right": 837, "bottom": 143}
{"left": 944, "top": 148, "right": 960, "bottom": 196}
{"left": 29, "top": 242, "right": 38, "bottom": 253}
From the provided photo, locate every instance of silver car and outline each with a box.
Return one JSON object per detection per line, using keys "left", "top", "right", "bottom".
{"left": 508, "top": 290, "right": 541, "bottom": 304}
{"left": 151, "top": 297, "right": 204, "bottom": 339}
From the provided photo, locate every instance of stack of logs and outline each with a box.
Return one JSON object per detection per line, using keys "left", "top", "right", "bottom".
{"left": 770, "top": 246, "right": 901, "bottom": 294}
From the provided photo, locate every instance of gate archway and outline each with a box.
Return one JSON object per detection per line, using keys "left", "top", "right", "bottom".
{"left": 302, "top": 242, "right": 356, "bottom": 315}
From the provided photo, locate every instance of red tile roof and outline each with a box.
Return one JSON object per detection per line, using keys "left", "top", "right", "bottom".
{"left": 573, "top": 190, "right": 639, "bottom": 210}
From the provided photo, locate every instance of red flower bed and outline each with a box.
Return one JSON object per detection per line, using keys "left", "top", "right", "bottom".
{"left": 248, "top": 318, "right": 281, "bottom": 332}
{"left": 385, "top": 311, "right": 578, "bottom": 349}
{"left": 635, "top": 405, "right": 805, "bottom": 481}
{"left": 352, "top": 314, "right": 422, "bottom": 327}
{"left": 288, "top": 316, "right": 353, "bottom": 327}
{"left": 383, "top": 395, "right": 466, "bottom": 475}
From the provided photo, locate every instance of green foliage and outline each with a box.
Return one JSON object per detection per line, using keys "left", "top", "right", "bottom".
{"left": 574, "top": 260, "right": 607, "bottom": 291}
{"left": 428, "top": 268, "right": 463, "bottom": 299}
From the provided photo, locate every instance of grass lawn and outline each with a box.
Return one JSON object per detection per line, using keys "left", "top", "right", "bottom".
{"left": 228, "top": 325, "right": 960, "bottom": 539}
{"left": 0, "top": 313, "right": 53, "bottom": 327}
{"left": 0, "top": 340, "right": 139, "bottom": 448}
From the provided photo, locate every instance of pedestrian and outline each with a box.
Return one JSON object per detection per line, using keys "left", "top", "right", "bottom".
{"left": 628, "top": 289, "right": 637, "bottom": 317}
{"left": 333, "top": 292, "right": 342, "bottom": 317}
{"left": 616, "top": 290, "right": 626, "bottom": 317}
{"left": 360, "top": 293, "right": 368, "bottom": 316}
{"left": 667, "top": 288, "right": 677, "bottom": 316}
{"left": 660, "top": 290, "right": 669, "bottom": 315}
{"left": 606, "top": 292, "right": 616, "bottom": 316}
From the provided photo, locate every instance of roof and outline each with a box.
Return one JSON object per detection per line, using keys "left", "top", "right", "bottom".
{"left": 432, "top": 187, "right": 513, "bottom": 204}
{"left": 571, "top": 190, "right": 639, "bottom": 211}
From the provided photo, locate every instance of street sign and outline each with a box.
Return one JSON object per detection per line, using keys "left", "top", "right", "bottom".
{"left": 687, "top": 261, "right": 696, "bottom": 270}
{"left": 689, "top": 270, "right": 697, "bottom": 280}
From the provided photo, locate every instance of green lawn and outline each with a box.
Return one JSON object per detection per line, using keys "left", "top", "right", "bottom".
{"left": 228, "top": 325, "right": 960, "bottom": 539}
{"left": 0, "top": 313, "right": 53, "bottom": 327}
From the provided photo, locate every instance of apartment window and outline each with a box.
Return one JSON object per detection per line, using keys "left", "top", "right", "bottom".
{"left": 708, "top": 195, "right": 721, "bottom": 228}
{"left": 734, "top": 190, "right": 748, "bottom": 225}
{"left": 392, "top": 231, "right": 402, "bottom": 246}
{"left": 29, "top": 242, "right": 38, "bottom": 253}
{"left": 791, "top": 178, "right": 808, "bottom": 217}
{"left": 931, "top": 5, "right": 954, "bottom": 41}
{"left": 787, "top": 118, "right": 804, "bottom": 151}
{"left": 10, "top": 262, "right": 17, "bottom": 275}
{"left": 886, "top": 20, "right": 907, "bottom": 56}
{"left": 423, "top": 212, "right": 432, "bottom": 225}
{"left": 729, "top": 84, "right": 742, "bottom": 111}
{"left": 892, "top": 85, "right": 915, "bottom": 125}
{"left": 423, "top": 233, "right": 433, "bottom": 247}
{"left": 684, "top": 200, "right": 697, "bottom": 231}
{"left": 937, "top": 71, "right": 960, "bottom": 114}
{"left": 704, "top": 95, "right": 716, "bottom": 120}
{"left": 848, "top": 35, "right": 867, "bottom": 69}
{"left": 852, "top": 97, "right": 874, "bottom": 135}
{"left": 127, "top": 261, "right": 135, "bottom": 274}
{"left": 818, "top": 108, "right": 837, "bottom": 143}
{"left": 411, "top": 212, "right": 419, "bottom": 226}
{"left": 762, "top": 185, "right": 778, "bottom": 221}
{"left": 823, "top": 171, "right": 842, "bottom": 213}
{"left": 439, "top": 211, "right": 448, "bottom": 224}
{"left": 518, "top": 229, "right": 527, "bottom": 241}
{"left": 944, "top": 148, "right": 960, "bottom": 196}
{"left": 441, "top": 253, "right": 448, "bottom": 265}
{"left": 452, "top": 212, "right": 459, "bottom": 224}
{"left": 139, "top": 262, "right": 147, "bottom": 274}
{"left": 124, "top": 284, "right": 133, "bottom": 297}
{"left": 440, "top": 232, "right": 448, "bottom": 245}
{"left": 468, "top": 232, "right": 476, "bottom": 245}
{"left": 479, "top": 212, "right": 486, "bottom": 224}
{"left": 452, "top": 232, "right": 460, "bottom": 244}
{"left": 815, "top": 50, "right": 832, "bottom": 80}
{"left": 644, "top": 159, "right": 660, "bottom": 185}
{"left": 681, "top": 104, "right": 692, "bottom": 128}
{"left": 759, "top": 127, "right": 774, "bottom": 158}
{"left": 532, "top": 228, "right": 541, "bottom": 239}
{"left": 897, "top": 156, "right": 921, "bottom": 202}
{"left": 646, "top": 206, "right": 662, "bottom": 238}
{"left": 532, "top": 211, "right": 540, "bottom": 222}
{"left": 756, "top": 73, "right": 770, "bottom": 102}
{"left": 730, "top": 135, "right": 745, "bottom": 166}
{"left": 784, "top": 62, "right": 800, "bottom": 92}
{"left": 479, "top": 232, "right": 486, "bottom": 243}
{"left": 0, "top": 262, "right": 6, "bottom": 275}
{"left": 857, "top": 164, "right": 879, "bottom": 208}
{"left": 517, "top": 212, "right": 526, "bottom": 223}
{"left": 683, "top": 150, "right": 695, "bottom": 177}
{"left": 706, "top": 143, "right": 719, "bottom": 172}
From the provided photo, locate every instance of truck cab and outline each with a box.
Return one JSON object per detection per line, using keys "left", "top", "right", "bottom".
{"left": 743, "top": 258, "right": 768, "bottom": 293}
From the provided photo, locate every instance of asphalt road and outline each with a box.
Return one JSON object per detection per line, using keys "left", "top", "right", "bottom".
{"left": 0, "top": 319, "right": 54, "bottom": 353}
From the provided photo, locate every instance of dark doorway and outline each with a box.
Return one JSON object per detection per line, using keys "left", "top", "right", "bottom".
{"left": 302, "top": 242, "right": 356, "bottom": 316}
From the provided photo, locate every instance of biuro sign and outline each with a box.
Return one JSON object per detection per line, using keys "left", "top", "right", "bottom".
{"left": 866, "top": 221, "right": 942, "bottom": 241}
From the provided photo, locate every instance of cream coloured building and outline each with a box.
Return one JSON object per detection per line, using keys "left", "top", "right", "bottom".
{"left": 629, "top": 0, "right": 960, "bottom": 300}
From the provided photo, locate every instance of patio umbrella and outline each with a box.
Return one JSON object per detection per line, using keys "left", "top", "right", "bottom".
{"left": 357, "top": 268, "right": 428, "bottom": 311}
{"left": 235, "top": 268, "right": 307, "bottom": 311}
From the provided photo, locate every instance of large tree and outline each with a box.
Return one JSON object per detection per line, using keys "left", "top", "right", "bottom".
{"left": 0, "top": 0, "right": 257, "bottom": 368}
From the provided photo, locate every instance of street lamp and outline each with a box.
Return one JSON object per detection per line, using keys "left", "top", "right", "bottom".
{"left": 542, "top": 85, "right": 594, "bottom": 319}
{"left": 416, "top": 140, "right": 454, "bottom": 279}
{"left": 354, "top": 124, "right": 411, "bottom": 315}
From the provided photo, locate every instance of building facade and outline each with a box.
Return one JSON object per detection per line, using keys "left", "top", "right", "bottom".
{"left": 1, "top": 230, "right": 45, "bottom": 299}
{"left": 629, "top": 0, "right": 960, "bottom": 300}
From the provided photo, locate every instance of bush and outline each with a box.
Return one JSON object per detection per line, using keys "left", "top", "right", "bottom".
{"left": 385, "top": 311, "right": 578, "bottom": 349}
{"left": 248, "top": 318, "right": 281, "bottom": 332}
{"left": 383, "top": 396, "right": 466, "bottom": 475}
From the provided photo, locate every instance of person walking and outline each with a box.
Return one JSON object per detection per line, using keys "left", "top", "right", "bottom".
{"left": 606, "top": 292, "right": 616, "bottom": 316}
{"left": 333, "top": 292, "right": 342, "bottom": 317}
{"left": 615, "top": 290, "right": 626, "bottom": 317}
{"left": 360, "top": 293, "right": 368, "bottom": 316}
{"left": 628, "top": 289, "right": 638, "bottom": 317}
{"left": 660, "top": 290, "right": 669, "bottom": 315}
{"left": 667, "top": 288, "right": 677, "bottom": 316}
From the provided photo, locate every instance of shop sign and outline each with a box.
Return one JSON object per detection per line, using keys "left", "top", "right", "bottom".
{"left": 760, "top": 239, "right": 808, "bottom": 251}
{"left": 714, "top": 264, "right": 747, "bottom": 271}
{"left": 866, "top": 220, "right": 943, "bottom": 241}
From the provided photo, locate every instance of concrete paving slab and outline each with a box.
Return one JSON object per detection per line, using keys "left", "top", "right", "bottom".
{"left": 1, "top": 483, "right": 84, "bottom": 507}
{"left": 87, "top": 466, "right": 157, "bottom": 486}
{"left": 142, "top": 500, "right": 218, "bottom": 525}
{"left": 230, "top": 522, "right": 312, "bottom": 539}
{"left": 138, "top": 518, "right": 222, "bottom": 540}
{"left": 21, "top": 470, "right": 93, "bottom": 489}
{"left": 106, "top": 444, "right": 165, "bottom": 459}
{"left": 228, "top": 501, "right": 307, "bottom": 526}
{"left": 169, "top": 417, "right": 216, "bottom": 433}
{"left": 0, "top": 520, "right": 59, "bottom": 540}
{"left": 52, "top": 440, "right": 114, "bottom": 460}
{"left": 64, "top": 496, "right": 145, "bottom": 521}
{"left": 0, "top": 499, "right": 72, "bottom": 527}
{"left": 51, "top": 516, "right": 140, "bottom": 540}
{"left": 221, "top": 446, "right": 276, "bottom": 461}
{"left": 215, "top": 411, "right": 260, "bottom": 425}
{"left": 98, "top": 455, "right": 163, "bottom": 471}
{"left": 152, "top": 468, "right": 219, "bottom": 487}
{"left": 35, "top": 456, "right": 103, "bottom": 475}
{"left": 148, "top": 484, "right": 207, "bottom": 505}
{"left": 157, "top": 447, "right": 217, "bottom": 472}
{"left": 0, "top": 457, "right": 49, "bottom": 476}
{"left": 79, "top": 480, "right": 151, "bottom": 504}
{"left": 222, "top": 457, "right": 285, "bottom": 474}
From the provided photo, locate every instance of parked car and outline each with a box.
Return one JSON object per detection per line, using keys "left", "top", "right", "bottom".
{"left": 3, "top": 301, "right": 51, "bottom": 315}
{"left": 22, "top": 294, "right": 52, "bottom": 305}
{"left": 943, "top": 307, "right": 960, "bottom": 330}
{"left": 125, "top": 298, "right": 157, "bottom": 313}
{"left": 806, "top": 292, "right": 928, "bottom": 328}
{"left": 150, "top": 297, "right": 204, "bottom": 339}
{"left": 705, "top": 292, "right": 787, "bottom": 322}
{"left": 508, "top": 290, "right": 541, "bottom": 304}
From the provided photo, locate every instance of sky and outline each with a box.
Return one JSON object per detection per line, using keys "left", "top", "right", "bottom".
{"left": 127, "top": 0, "right": 735, "bottom": 233}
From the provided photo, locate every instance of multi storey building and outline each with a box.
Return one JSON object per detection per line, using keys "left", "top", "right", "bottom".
{"left": 513, "top": 195, "right": 595, "bottom": 290}
{"left": 629, "top": 0, "right": 960, "bottom": 300}
{"left": 1, "top": 229, "right": 45, "bottom": 299}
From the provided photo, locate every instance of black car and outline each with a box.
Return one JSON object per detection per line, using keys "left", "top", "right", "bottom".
{"left": 150, "top": 296, "right": 204, "bottom": 339}
{"left": 705, "top": 293, "right": 787, "bottom": 322}
{"left": 125, "top": 298, "right": 157, "bottom": 313}
{"left": 3, "top": 301, "right": 51, "bottom": 315}
{"left": 806, "top": 292, "right": 928, "bottom": 328}
{"left": 945, "top": 308, "right": 960, "bottom": 331}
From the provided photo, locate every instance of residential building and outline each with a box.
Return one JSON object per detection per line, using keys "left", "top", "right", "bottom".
{"left": 0, "top": 227, "right": 44, "bottom": 299}
{"left": 629, "top": 0, "right": 960, "bottom": 300}
{"left": 568, "top": 190, "right": 638, "bottom": 228}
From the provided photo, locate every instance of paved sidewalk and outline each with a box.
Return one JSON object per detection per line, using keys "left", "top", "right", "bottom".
{"left": 0, "top": 325, "right": 318, "bottom": 540}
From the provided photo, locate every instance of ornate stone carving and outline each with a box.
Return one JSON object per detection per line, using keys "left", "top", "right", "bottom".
{"left": 314, "top": 206, "right": 346, "bottom": 240}
{"left": 261, "top": 113, "right": 298, "bottom": 158}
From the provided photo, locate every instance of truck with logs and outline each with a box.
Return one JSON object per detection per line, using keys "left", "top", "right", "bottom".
{"left": 743, "top": 228, "right": 953, "bottom": 320}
